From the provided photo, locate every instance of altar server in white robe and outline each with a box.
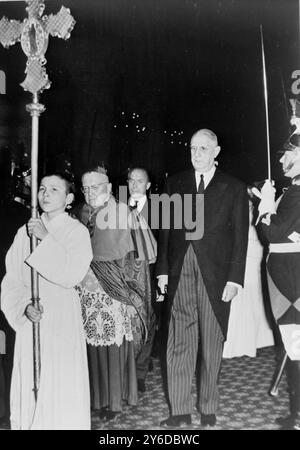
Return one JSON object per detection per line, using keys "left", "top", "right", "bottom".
{"left": 0, "top": 173, "right": 92, "bottom": 430}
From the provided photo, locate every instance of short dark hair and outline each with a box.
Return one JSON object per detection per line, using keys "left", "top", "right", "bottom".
{"left": 40, "top": 172, "right": 75, "bottom": 194}
{"left": 128, "top": 167, "right": 150, "bottom": 183}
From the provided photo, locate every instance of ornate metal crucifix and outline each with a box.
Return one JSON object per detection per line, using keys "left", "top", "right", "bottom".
{"left": 0, "top": 0, "right": 75, "bottom": 401}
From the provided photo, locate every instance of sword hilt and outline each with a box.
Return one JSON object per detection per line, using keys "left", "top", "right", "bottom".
{"left": 269, "top": 385, "right": 279, "bottom": 397}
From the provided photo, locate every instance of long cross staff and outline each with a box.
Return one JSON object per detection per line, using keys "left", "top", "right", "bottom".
{"left": 0, "top": 0, "right": 75, "bottom": 401}
{"left": 260, "top": 25, "right": 272, "bottom": 181}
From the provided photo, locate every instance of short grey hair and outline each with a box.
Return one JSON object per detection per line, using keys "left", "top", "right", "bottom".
{"left": 191, "top": 129, "right": 218, "bottom": 145}
{"left": 81, "top": 165, "right": 109, "bottom": 181}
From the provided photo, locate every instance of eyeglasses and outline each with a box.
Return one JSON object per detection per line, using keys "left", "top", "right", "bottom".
{"left": 81, "top": 183, "right": 107, "bottom": 194}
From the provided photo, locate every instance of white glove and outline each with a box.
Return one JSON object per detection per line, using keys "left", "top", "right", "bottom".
{"left": 257, "top": 180, "right": 276, "bottom": 216}
{"left": 291, "top": 117, "right": 300, "bottom": 134}
{"left": 157, "top": 275, "right": 168, "bottom": 294}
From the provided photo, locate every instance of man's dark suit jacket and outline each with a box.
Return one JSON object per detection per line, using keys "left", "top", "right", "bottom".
{"left": 156, "top": 168, "right": 249, "bottom": 337}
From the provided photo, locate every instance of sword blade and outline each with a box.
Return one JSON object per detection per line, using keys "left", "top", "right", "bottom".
{"left": 260, "top": 25, "right": 272, "bottom": 181}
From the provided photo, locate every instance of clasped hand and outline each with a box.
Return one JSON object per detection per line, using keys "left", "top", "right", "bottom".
{"left": 157, "top": 275, "right": 168, "bottom": 302}
{"left": 252, "top": 179, "right": 275, "bottom": 200}
{"left": 25, "top": 303, "right": 44, "bottom": 323}
{"left": 252, "top": 179, "right": 276, "bottom": 217}
{"left": 27, "top": 218, "right": 48, "bottom": 241}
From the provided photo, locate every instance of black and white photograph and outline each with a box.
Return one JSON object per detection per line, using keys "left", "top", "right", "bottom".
{"left": 0, "top": 0, "right": 299, "bottom": 434}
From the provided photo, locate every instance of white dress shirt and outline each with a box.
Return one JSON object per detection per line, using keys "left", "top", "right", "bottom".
{"left": 129, "top": 195, "right": 147, "bottom": 213}
{"left": 195, "top": 165, "right": 216, "bottom": 190}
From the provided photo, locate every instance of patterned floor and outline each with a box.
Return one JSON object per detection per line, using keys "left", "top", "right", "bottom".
{"left": 0, "top": 346, "right": 289, "bottom": 431}
{"left": 92, "top": 346, "right": 289, "bottom": 430}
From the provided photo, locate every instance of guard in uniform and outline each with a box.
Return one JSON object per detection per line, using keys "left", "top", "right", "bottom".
{"left": 256, "top": 112, "right": 300, "bottom": 430}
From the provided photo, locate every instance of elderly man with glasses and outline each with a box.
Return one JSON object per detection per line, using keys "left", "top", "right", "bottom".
{"left": 76, "top": 165, "right": 156, "bottom": 423}
{"left": 157, "top": 129, "right": 249, "bottom": 428}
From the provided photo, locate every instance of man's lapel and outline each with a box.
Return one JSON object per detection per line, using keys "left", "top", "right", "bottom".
{"left": 204, "top": 168, "right": 228, "bottom": 200}
{"left": 179, "top": 169, "right": 197, "bottom": 194}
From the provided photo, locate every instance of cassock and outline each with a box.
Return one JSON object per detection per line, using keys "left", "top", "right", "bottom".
{"left": 1, "top": 213, "right": 92, "bottom": 430}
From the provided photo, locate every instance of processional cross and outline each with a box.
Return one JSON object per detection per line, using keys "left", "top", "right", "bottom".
{"left": 0, "top": 0, "right": 75, "bottom": 400}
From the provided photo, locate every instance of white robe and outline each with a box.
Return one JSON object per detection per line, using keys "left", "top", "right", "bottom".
{"left": 223, "top": 206, "right": 274, "bottom": 358}
{"left": 0, "top": 213, "right": 93, "bottom": 430}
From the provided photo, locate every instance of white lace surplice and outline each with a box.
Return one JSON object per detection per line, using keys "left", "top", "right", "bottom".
{"left": 79, "top": 267, "right": 137, "bottom": 347}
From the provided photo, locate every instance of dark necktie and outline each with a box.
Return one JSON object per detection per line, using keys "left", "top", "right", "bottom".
{"left": 197, "top": 174, "right": 205, "bottom": 194}
{"left": 129, "top": 200, "right": 139, "bottom": 211}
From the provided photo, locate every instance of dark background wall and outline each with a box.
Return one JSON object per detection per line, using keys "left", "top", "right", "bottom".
{"left": 0, "top": 0, "right": 298, "bottom": 191}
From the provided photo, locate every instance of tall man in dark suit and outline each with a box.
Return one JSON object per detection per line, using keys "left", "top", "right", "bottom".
{"left": 157, "top": 129, "right": 249, "bottom": 428}
{"left": 128, "top": 168, "right": 158, "bottom": 393}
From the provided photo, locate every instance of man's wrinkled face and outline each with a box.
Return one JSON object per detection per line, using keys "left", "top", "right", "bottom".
{"left": 81, "top": 172, "right": 111, "bottom": 208}
{"left": 190, "top": 133, "right": 220, "bottom": 173}
{"left": 280, "top": 148, "right": 300, "bottom": 179}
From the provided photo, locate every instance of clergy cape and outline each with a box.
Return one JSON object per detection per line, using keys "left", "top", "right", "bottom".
{"left": 80, "top": 197, "right": 135, "bottom": 261}
{"left": 258, "top": 184, "right": 300, "bottom": 325}
{"left": 0, "top": 213, "right": 93, "bottom": 430}
{"left": 79, "top": 196, "right": 156, "bottom": 350}
{"left": 79, "top": 197, "right": 156, "bottom": 263}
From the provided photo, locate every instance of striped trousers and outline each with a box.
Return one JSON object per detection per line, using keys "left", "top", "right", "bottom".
{"left": 167, "top": 245, "right": 224, "bottom": 415}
